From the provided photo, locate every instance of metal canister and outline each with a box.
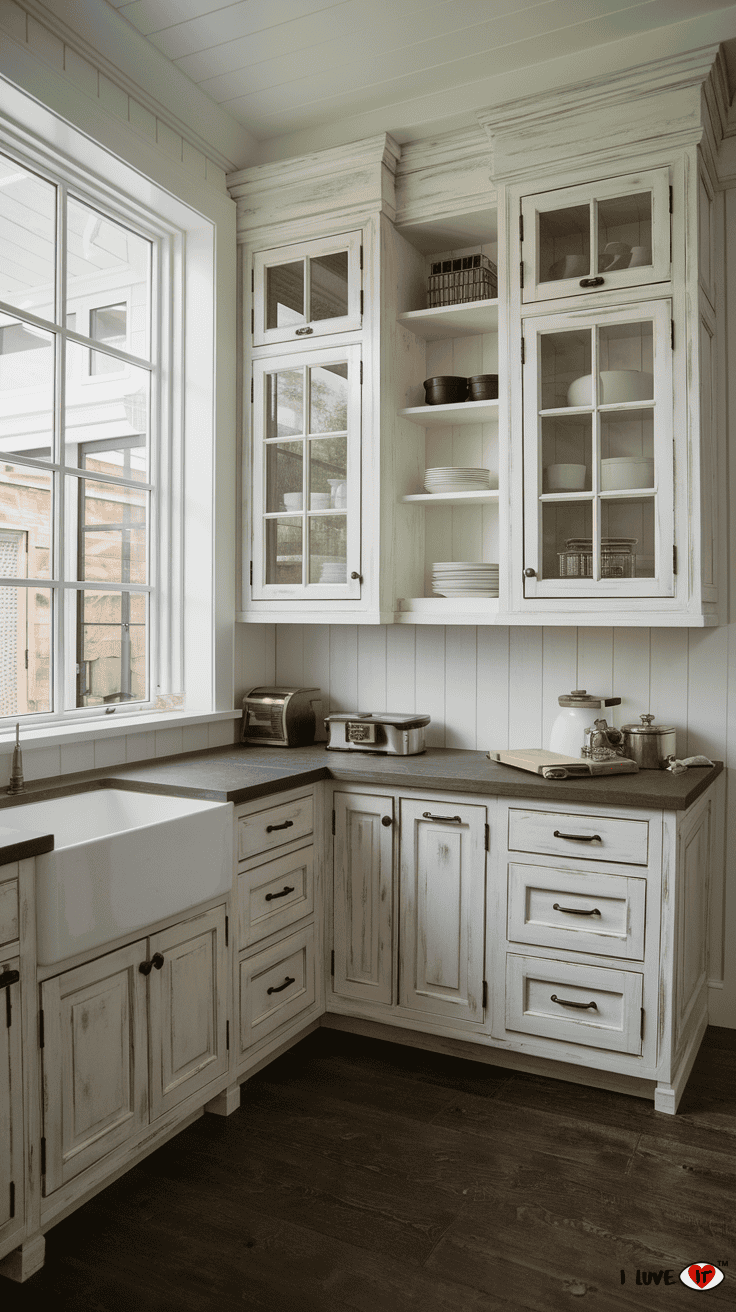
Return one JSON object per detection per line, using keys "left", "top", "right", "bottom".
{"left": 621, "top": 714, "right": 677, "bottom": 769}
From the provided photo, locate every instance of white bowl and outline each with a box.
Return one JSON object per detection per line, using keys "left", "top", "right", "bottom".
{"left": 545, "top": 463, "right": 587, "bottom": 491}
{"left": 310, "top": 493, "right": 331, "bottom": 509}
{"left": 283, "top": 492, "right": 303, "bottom": 510}
{"left": 567, "top": 370, "right": 654, "bottom": 407}
{"left": 600, "top": 457, "right": 654, "bottom": 490}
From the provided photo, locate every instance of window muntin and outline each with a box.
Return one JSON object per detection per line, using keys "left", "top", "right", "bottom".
{"left": 0, "top": 147, "right": 155, "bottom": 721}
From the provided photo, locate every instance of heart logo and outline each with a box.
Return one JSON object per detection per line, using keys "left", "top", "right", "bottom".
{"left": 680, "top": 1264, "right": 724, "bottom": 1290}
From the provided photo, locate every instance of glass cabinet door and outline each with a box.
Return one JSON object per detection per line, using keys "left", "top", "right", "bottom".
{"left": 522, "top": 300, "right": 674, "bottom": 599}
{"left": 521, "top": 169, "right": 670, "bottom": 303}
{"left": 252, "top": 231, "right": 362, "bottom": 347}
{"left": 251, "top": 344, "right": 361, "bottom": 600}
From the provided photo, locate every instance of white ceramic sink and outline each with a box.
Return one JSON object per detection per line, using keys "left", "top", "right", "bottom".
{"left": 11, "top": 789, "right": 233, "bottom": 965}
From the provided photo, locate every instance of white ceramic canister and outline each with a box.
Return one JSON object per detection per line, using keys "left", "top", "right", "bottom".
{"left": 549, "top": 689, "right": 622, "bottom": 757}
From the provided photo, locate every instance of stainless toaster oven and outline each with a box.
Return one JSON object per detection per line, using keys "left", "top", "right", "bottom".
{"left": 325, "top": 712, "right": 430, "bottom": 755}
{"left": 241, "top": 687, "right": 322, "bottom": 747}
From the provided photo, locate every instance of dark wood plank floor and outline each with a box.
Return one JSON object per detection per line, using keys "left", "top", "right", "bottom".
{"left": 2, "top": 1025, "right": 735, "bottom": 1310}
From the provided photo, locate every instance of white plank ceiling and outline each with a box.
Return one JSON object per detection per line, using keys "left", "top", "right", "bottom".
{"left": 105, "top": 0, "right": 736, "bottom": 157}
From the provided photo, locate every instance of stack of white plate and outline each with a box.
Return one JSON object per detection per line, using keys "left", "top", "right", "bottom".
{"left": 432, "top": 562, "right": 499, "bottom": 597}
{"left": 320, "top": 559, "right": 347, "bottom": 584}
{"left": 424, "top": 467, "right": 491, "bottom": 494}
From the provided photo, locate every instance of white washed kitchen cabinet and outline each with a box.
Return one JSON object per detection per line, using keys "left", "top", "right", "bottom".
{"left": 40, "top": 905, "right": 228, "bottom": 1196}
{"left": 332, "top": 790, "right": 395, "bottom": 1006}
{"left": 252, "top": 231, "right": 363, "bottom": 348}
{"left": 0, "top": 955, "right": 23, "bottom": 1254}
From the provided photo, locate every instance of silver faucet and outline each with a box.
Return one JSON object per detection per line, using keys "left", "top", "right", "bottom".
{"left": 7, "top": 722, "right": 26, "bottom": 795}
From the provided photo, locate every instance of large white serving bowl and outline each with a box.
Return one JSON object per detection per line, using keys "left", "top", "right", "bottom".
{"left": 9, "top": 789, "right": 233, "bottom": 965}
{"left": 600, "top": 456, "right": 655, "bottom": 490}
{"left": 567, "top": 370, "right": 654, "bottom": 406}
{"left": 545, "top": 463, "right": 587, "bottom": 491}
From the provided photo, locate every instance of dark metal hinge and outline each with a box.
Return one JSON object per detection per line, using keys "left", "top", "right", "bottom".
{"left": 251, "top": 268, "right": 254, "bottom": 292}
{"left": 40, "top": 1137, "right": 46, "bottom": 1177}
{"left": 521, "top": 336, "right": 525, "bottom": 365}
{"left": 332, "top": 809, "right": 336, "bottom": 835}
{"left": 330, "top": 949, "right": 335, "bottom": 977}
{"left": 360, "top": 289, "right": 363, "bottom": 315}
{"left": 482, "top": 980, "right": 488, "bottom": 1010}
{"left": 25, "top": 650, "right": 28, "bottom": 670}
{"left": 640, "top": 1008, "right": 645, "bottom": 1041}
{"left": 250, "top": 377, "right": 254, "bottom": 403}
{"left": 519, "top": 261, "right": 524, "bottom": 289}
{"left": 484, "top": 823, "right": 490, "bottom": 852}
{"left": 5, "top": 988, "right": 10, "bottom": 1028}
{"left": 9, "top": 1181, "right": 14, "bottom": 1218}
{"left": 250, "top": 561, "right": 253, "bottom": 586}
{"left": 359, "top": 360, "right": 363, "bottom": 385}
{"left": 225, "top": 915, "right": 229, "bottom": 947}
{"left": 226, "top": 1020, "right": 230, "bottom": 1051}
{"left": 673, "top": 545, "right": 678, "bottom": 576}
{"left": 669, "top": 185, "right": 673, "bottom": 214}
{"left": 360, "top": 244, "right": 363, "bottom": 270}
{"left": 39, "top": 1009, "right": 44, "bottom": 1048}
{"left": 519, "top": 213, "right": 524, "bottom": 242}
{"left": 671, "top": 320, "right": 675, "bottom": 349}
{"left": 250, "top": 308, "right": 254, "bottom": 334}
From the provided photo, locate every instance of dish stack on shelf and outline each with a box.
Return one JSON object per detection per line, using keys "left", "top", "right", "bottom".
{"left": 432, "top": 562, "right": 499, "bottom": 597}
{"left": 319, "top": 558, "right": 347, "bottom": 584}
{"left": 424, "top": 467, "right": 491, "bottom": 494}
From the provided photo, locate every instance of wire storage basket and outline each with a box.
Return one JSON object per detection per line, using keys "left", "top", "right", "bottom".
{"left": 427, "top": 253, "right": 498, "bottom": 307}
{"left": 558, "top": 537, "right": 638, "bottom": 578}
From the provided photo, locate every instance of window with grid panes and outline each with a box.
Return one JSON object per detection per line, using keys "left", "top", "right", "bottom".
{"left": 0, "top": 148, "right": 157, "bottom": 720}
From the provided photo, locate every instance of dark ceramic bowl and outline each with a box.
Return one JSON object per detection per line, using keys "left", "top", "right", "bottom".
{"left": 467, "top": 374, "right": 498, "bottom": 400}
{"left": 423, "top": 375, "right": 468, "bottom": 405}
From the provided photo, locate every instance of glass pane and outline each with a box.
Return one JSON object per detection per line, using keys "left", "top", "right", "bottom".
{"left": 74, "top": 476, "right": 147, "bottom": 584}
{"left": 90, "top": 303, "right": 127, "bottom": 373}
{"left": 0, "top": 155, "right": 56, "bottom": 322}
{"left": 266, "top": 368, "right": 303, "bottom": 439}
{"left": 266, "top": 261, "right": 304, "bottom": 330}
{"left": 598, "top": 193, "right": 652, "bottom": 274}
{"left": 66, "top": 197, "right": 151, "bottom": 361}
{"left": 309, "top": 362, "right": 347, "bottom": 434}
{"left": 309, "top": 434, "right": 347, "bottom": 504}
{"left": 265, "top": 517, "right": 302, "bottom": 585}
{"left": 543, "top": 501, "right": 592, "bottom": 579}
{"left": 598, "top": 321, "right": 653, "bottom": 403}
{"left": 76, "top": 589, "right": 146, "bottom": 707}
{"left": 310, "top": 252, "right": 348, "bottom": 322}
{"left": 0, "top": 313, "right": 55, "bottom": 460}
{"left": 0, "top": 466, "right": 53, "bottom": 578}
{"left": 79, "top": 436, "right": 147, "bottom": 483}
{"left": 601, "top": 498, "right": 654, "bottom": 577}
{"left": 66, "top": 342, "right": 149, "bottom": 470}
{"left": 540, "top": 329, "right": 591, "bottom": 410}
{"left": 0, "top": 586, "right": 52, "bottom": 715}
{"left": 266, "top": 441, "right": 303, "bottom": 513}
{"left": 309, "top": 515, "right": 347, "bottom": 584}
{"left": 538, "top": 204, "right": 590, "bottom": 283}
{"left": 600, "top": 409, "right": 654, "bottom": 490}
{"left": 542, "top": 416, "right": 591, "bottom": 493}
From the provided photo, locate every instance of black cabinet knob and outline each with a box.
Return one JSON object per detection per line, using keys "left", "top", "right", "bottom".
{"left": 350, "top": 571, "right": 362, "bottom": 582}
{"left": 524, "top": 567, "right": 536, "bottom": 578}
{"left": 381, "top": 816, "right": 392, "bottom": 827}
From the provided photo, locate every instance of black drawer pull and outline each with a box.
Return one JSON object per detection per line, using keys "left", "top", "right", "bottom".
{"left": 422, "top": 812, "right": 462, "bottom": 823}
{"left": 553, "top": 830, "right": 601, "bottom": 843}
{"left": 266, "top": 820, "right": 294, "bottom": 833}
{"left": 553, "top": 903, "right": 602, "bottom": 917}
{"left": 267, "top": 976, "right": 295, "bottom": 995}
{"left": 295, "top": 326, "right": 313, "bottom": 335}
{"left": 550, "top": 994, "right": 598, "bottom": 1011}
{"left": 265, "top": 885, "right": 294, "bottom": 902}
{"left": 579, "top": 276, "right": 604, "bottom": 287}
{"left": 139, "top": 952, "right": 164, "bottom": 976}
{"left": 0, "top": 969, "right": 19, "bottom": 990}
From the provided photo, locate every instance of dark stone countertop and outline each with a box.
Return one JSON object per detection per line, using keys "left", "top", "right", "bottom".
{"left": 0, "top": 744, "right": 722, "bottom": 825}
{"left": 0, "top": 823, "right": 54, "bottom": 867}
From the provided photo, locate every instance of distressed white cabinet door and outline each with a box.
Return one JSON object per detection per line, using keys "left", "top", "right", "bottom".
{"left": 252, "top": 230, "right": 362, "bottom": 347}
{"left": 0, "top": 959, "right": 23, "bottom": 1245}
{"left": 148, "top": 906, "right": 228, "bottom": 1121}
{"left": 41, "top": 941, "right": 149, "bottom": 1194}
{"left": 333, "top": 792, "right": 394, "bottom": 1005}
{"left": 399, "top": 799, "right": 486, "bottom": 1023}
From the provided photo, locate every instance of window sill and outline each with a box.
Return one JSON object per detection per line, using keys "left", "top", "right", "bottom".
{"left": 0, "top": 709, "right": 241, "bottom": 754}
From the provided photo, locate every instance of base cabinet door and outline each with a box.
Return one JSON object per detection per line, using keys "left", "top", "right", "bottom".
{"left": 399, "top": 799, "right": 486, "bottom": 1023}
{"left": 0, "top": 959, "right": 23, "bottom": 1246}
{"left": 148, "top": 906, "right": 228, "bottom": 1121}
{"left": 41, "top": 941, "right": 149, "bottom": 1194}
{"left": 333, "top": 792, "right": 394, "bottom": 1005}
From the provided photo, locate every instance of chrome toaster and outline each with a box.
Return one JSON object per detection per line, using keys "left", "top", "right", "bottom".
{"left": 241, "top": 687, "right": 322, "bottom": 747}
{"left": 325, "top": 712, "right": 430, "bottom": 755}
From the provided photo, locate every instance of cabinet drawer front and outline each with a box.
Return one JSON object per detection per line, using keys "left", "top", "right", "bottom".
{"left": 508, "top": 808, "right": 649, "bottom": 866}
{"left": 507, "top": 863, "right": 646, "bottom": 960}
{"left": 239, "top": 925, "right": 316, "bottom": 1052}
{"left": 238, "top": 845, "right": 314, "bottom": 948}
{"left": 505, "top": 954, "right": 643, "bottom": 1054}
{"left": 237, "top": 793, "right": 313, "bottom": 861}
{"left": 0, "top": 877, "right": 19, "bottom": 947}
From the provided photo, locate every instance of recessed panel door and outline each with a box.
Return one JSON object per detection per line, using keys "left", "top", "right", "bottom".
{"left": 399, "top": 799, "right": 486, "bottom": 1024}
{"left": 333, "top": 791, "right": 394, "bottom": 1006}
{"left": 0, "top": 959, "right": 23, "bottom": 1245}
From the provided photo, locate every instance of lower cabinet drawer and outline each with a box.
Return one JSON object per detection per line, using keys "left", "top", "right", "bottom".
{"left": 237, "top": 845, "right": 314, "bottom": 949}
{"left": 505, "top": 954, "right": 643, "bottom": 1055}
{"left": 239, "top": 925, "right": 316, "bottom": 1053}
{"left": 508, "top": 808, "right": 649, "bottom": 866}
{"left": 237, "top": 793, "right": 313, "bottom": 862}
{"left": 507, "top": 862, "right": 646, "bottom": 960}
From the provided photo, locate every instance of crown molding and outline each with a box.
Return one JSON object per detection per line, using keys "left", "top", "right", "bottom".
{"left": 10, "top": 0, "right": 252, "bottom": 175}
{"left": 393, "top": 125, "right": 494, "bottom": 230}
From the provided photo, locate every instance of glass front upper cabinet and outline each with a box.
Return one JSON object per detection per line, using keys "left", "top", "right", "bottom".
{"left": 252, "top": 231, "right": 362, "bottom": 347}
{"left": 520, "top": 169, "right": 671, "bottom": 303}
{"left": 522, "top": 300, "right": 674, "bottom": 600}
{"left": 251, "top": 344, "right": 361, "bottom": 600}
